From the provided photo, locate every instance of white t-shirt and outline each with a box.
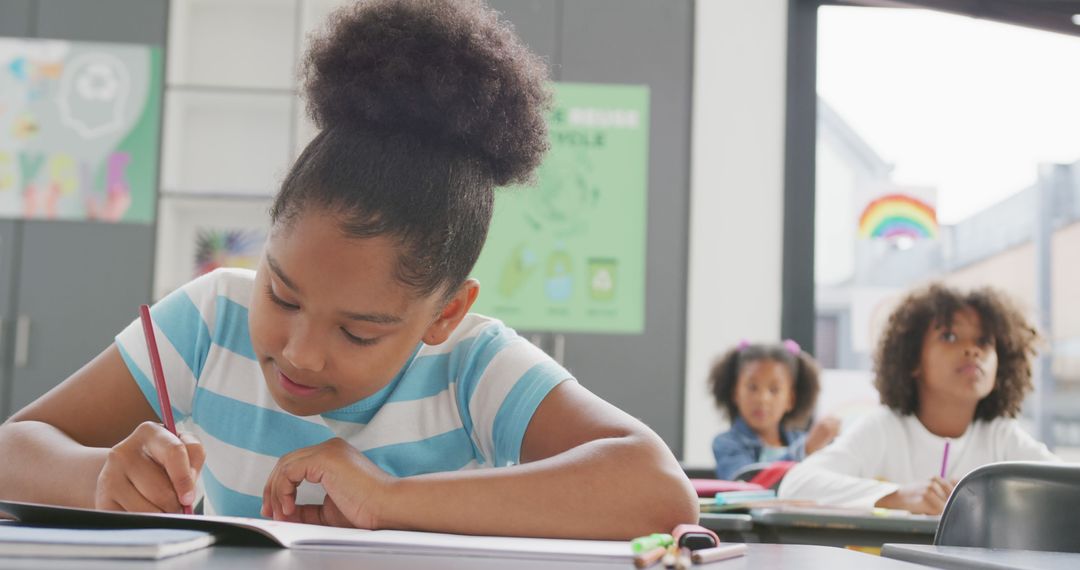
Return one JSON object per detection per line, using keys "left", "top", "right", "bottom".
{"left": 777, "top": 406, "right": 1060, "bottom": 507}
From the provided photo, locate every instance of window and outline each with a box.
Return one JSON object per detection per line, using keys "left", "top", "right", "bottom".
{"left": 814, "top": 5, "right": 1080, "bottom": 456}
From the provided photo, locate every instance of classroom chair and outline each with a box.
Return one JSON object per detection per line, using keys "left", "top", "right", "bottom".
{"left": 730, "top": 462, "right": 770, "bottom": 482}
{"left": 935, "top": 461, "right": 1080, "bottom": 553}
{"left": 731, "top": 461, "right": 794, "bottom": 490}
{"left": 682, "top": 465, "right": 717, "bottom": 480}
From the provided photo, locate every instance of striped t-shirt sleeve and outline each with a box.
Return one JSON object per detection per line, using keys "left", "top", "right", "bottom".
{"left": 113, "top": 271, "right": 221, "bottom": 424}
{"left": 456, "top": 324, "right": 573, "bottom": 467}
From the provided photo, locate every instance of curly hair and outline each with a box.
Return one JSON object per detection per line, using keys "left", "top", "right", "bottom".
{"left": 708, "top": 343, "right": 821, "bottom": 429}
{"left": 272, "top": 0, "right": 552, "bottom": 296}
{"left": 874, "top": 283, "right": 1039, "bottom": 420}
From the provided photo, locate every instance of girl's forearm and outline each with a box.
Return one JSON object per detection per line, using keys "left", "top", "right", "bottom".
{"left": 377, "top": 433, "right": 698, "bottom": 539}
{"left": 0, "top": 420, "right": 107, "bottom": 508}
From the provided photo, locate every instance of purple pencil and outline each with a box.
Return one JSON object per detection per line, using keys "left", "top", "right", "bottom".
{"left": 940, "top": 440, "right": 951, "bottom": 478}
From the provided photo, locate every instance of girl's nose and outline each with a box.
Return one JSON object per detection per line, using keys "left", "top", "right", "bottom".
{"left": 281, "top": 319, "right": 327, "bottom": 372}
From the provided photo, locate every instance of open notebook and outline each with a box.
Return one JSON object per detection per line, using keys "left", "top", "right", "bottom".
{"left": 0, "top": 500, "right": 631, "bottom": 562}
{"left": 0, "top": 526, "right": 215, "bottom": 560}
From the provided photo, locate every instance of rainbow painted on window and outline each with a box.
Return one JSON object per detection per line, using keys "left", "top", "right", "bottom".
{"left": 857, "top": 193, "right": 938, "bottom": 240}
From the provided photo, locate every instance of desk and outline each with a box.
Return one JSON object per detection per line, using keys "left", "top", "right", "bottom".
{"left": 699, "top": 513, "right": 754, "bottom": 531}
{"left": 699, "top": 513, "right": 757, "bottom": 542}
{"left": 0, "top": 543, "right": 931, "bottom": 569}
{"left": 881, "top": 543, "right": 1080, "bottom": 570}
{"left": 747, "top": 508, "right": 938, "bottom": 548}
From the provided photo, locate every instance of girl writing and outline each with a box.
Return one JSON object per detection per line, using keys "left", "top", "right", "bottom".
{"left": 0, "top": 0, "right": 696, "bottom": 539}
{"left": 778, "top": 284, "right": 1059, "bottom": 514}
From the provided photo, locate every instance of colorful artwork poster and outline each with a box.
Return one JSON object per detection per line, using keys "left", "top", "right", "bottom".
{"left": 0, "top": 38, "right": 162, "bottom": 223}
{"left": 193, "top": 228, "right": 266, "bottom": 278}
{"left": 470, "top": 83, "right": 649, "bottom": 334}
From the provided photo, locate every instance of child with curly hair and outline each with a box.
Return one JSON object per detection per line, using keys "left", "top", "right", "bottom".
{"left": 0, "top": 0, "right": 696, "bottom": 538}
{"left": 709, "top": 340, "right": 840, "bottom": 480}
{"left": 779, "top": 284, "right": 1059, "bottom": 514}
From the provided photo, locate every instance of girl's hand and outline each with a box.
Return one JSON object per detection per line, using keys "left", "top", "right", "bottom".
{"left": 804, "top": 416, "right": 841, "bottom": 455}
{"left": 875, "top": 476, "right": 956, "bottom": 515}
{"left": 95, "top": 421, "right": 204, "bottom": 513}
{"left": 261, "top": 438, "right": 395, "bottom": 529}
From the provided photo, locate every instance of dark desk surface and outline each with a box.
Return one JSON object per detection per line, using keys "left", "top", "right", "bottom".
{"left": 699, "top": 512, "right": 754, "bottom": 531}
{"left": 741, "top": 508, "right": 938, "bottom": 548}
{"left": 0, "top": 543, "right": 932, "bottom": 569}
{"left": 882, "top": 543, "right": 1080, "bottom": 570}
{"left": 750, "top": 508, "right": 939, "bottom": 534}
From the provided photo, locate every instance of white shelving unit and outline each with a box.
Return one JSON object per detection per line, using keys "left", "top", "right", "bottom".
{"left": 162, "top": 90, "right": 295, "bottom": 195}
{"left": 155, "top": 0, "right": 352, "bottom": 298}
{"left": 167, "top": 0, "right": 299, "bottom": 89}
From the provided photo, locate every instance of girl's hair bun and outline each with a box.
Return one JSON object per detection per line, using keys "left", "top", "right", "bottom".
{"left": 303, "top": 0, "right": 552, "bottom": 186}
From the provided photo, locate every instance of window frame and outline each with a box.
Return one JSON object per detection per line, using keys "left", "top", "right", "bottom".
{"left": 781, "top": 0, "right": 1080, "bottom": 354}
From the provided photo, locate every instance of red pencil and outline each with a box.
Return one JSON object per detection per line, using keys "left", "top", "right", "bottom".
{"left": 138, "top": 304, "right": 193, "bottom": 515}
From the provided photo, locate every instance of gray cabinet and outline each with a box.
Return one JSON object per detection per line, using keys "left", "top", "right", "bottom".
{"left": 0, "top": 0, "right": 33, "bottom": 37}
{"left": 3, "top": 222, "right": 154, "bottom": 416}
{"left": 36, "top": 0, "right": 167, "bottom": 44}
{"left": 0, "top": 221, "right": 18, "bottom": 416}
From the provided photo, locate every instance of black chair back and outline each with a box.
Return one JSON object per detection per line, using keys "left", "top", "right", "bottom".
{"left": 730, "top": 462, "right": 769, "bottom": 482}
{"left": 936, "top": 461, "right": 1080, "bottom": 553}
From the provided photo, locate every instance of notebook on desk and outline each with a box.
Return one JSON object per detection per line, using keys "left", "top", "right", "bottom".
{"left": 699, "top": 497, "right": 815, "bottom": 514}
{"left": 0, "top": 500, "right": 632, "bottom": 563}
{"left": 0, "top": 525, "right": 215, "bottom": 560}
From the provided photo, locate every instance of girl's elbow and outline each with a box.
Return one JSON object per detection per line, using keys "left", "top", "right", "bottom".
{"left": 654, "top": 465, "right": 700, "bottom": 528}
{"left": 627, "top": 480, "right": 698, "bottom": 537}
{"left": 776, "top": 465, "right": 808, "bottom": 499}
{"left": 628, "top": 437, "right": 700, "bottom": 531}
{"left": 667, "top": 489, "right": 701, "bottom": 528}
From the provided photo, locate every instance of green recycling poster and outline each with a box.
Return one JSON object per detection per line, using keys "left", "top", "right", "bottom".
{"left": 471, "top": 82, "right": 649, "bottom": 334}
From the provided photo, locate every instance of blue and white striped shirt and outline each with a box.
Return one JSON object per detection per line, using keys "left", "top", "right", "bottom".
{"left": 115, "top": 269, "right": 572, "bottom": 517}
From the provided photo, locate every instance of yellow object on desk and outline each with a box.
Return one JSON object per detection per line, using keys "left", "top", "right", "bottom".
{"left": 872, "top": 507, "right": 912, "bottom": 517}
{"left": 690, "top": 543, "right": 748, "bottom": 564}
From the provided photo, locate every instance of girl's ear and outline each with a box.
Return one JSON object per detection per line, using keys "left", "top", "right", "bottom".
{"left": 422, "top": 279, "right": 480, "bottom": 346}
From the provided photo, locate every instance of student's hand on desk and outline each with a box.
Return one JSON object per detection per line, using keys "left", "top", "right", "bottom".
{"left": 874, "top": 476, "right": 957, "bottom": 515}
{"left": 804, "top": 416, "right": 841, "bottom": 454}
{"left": 95, "top": 421, "right": 205, "bottom": 513}
{"left": 261, "top": 437, "right": 393, "bottom": 529}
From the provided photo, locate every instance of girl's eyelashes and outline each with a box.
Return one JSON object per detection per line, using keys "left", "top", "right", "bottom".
{"left": 341, "top": 328, "right": 379, "bottom": 346}
{"left": 266, "top": 283, "right": 299, "bottom": 310}
{"left": 266, "top": 283, "right": 381, "bottom": 346}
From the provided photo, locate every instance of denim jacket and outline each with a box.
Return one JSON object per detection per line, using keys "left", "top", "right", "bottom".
{"left": 712, "top": 417, "right": 807, "bottom": 480}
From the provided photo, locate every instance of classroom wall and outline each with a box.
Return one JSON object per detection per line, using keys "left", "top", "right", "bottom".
{"left": 683, "top": 0, "right": 789, "bottom": 468}
{"left": 0, "top": 0, "right": 781, "bottom": 465}
{"left": 489, "top": 0, "right": 695, "bottom": 455}
{"left": 0, "top": 0, "right": 697, "bottom": 449}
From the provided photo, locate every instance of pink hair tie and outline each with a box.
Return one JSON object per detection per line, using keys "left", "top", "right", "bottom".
{"left": 782, "top": 339, "right": 801, "bottom": 355}
{"left": 737, "top": 339, "right": 751, "bottom": 351}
